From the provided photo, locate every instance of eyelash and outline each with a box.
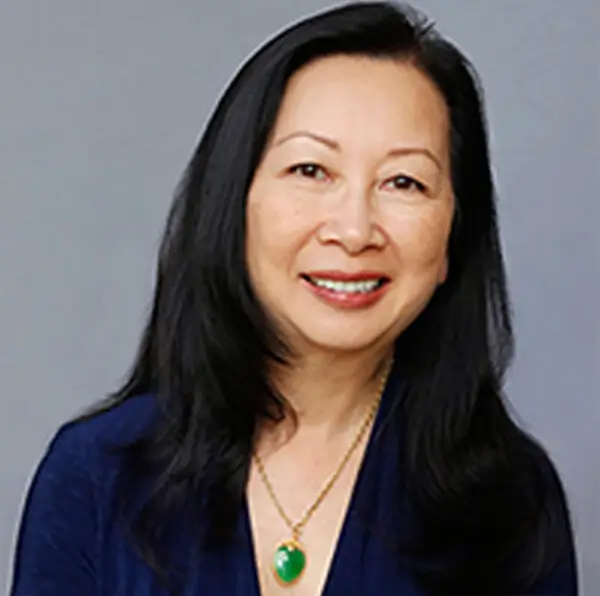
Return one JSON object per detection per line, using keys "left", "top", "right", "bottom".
{"left": 288, "top": 163, "right": 327, "bottom": 179}
{"left": 382, "top": 175, "right": 427, "bottom": 194}
{"left": 287, "top": 163, "right": 427, "bottom": 195}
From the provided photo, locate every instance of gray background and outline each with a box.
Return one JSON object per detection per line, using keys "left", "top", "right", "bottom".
{"left": 1, "top": 0, "right": 598, "bottom": 593}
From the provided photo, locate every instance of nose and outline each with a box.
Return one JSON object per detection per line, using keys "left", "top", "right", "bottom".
{"left": 316, "top": 187, "right": 385, "bottom": 254}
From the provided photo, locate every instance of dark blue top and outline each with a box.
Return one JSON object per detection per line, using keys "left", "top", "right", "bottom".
{"left": 11, "top": 372, "right": 577, "bottom": 595}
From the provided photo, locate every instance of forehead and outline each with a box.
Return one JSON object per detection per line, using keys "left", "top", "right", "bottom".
{"left": 271, "top": 55, "right": 450, "bottom": 154}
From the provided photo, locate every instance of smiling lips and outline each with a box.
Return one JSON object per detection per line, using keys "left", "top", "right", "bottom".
{"left": 301, "top": 270, "right": 391, "bottom": 309}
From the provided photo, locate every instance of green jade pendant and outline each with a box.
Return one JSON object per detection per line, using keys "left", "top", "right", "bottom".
{"left": 273, "top": 539, "right": 307, "bottom": 585}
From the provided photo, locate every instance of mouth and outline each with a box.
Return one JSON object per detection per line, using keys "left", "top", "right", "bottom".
{"left": 300, "top": 274, "right": 389, "bottom": 294}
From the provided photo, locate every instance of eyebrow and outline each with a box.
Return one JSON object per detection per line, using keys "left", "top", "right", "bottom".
{"left": 272, "top": 130, "right": 443, "bottom": 171}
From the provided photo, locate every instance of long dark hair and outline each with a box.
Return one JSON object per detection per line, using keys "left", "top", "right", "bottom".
{"left": 83, "top": 2, "right": 575, "bottom": 594}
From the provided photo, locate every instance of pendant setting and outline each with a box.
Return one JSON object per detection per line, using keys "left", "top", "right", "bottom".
{"left": 273, "top": 539, "right": 307, "bottom": 586}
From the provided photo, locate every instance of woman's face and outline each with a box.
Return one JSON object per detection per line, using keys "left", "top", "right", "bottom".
{"left": 246, "top": 55, "right": 454, "bottom": 354}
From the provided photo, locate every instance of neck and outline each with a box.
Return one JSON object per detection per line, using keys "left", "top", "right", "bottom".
{"left": 269, "top": 345, "right": 393, "bottom": 438}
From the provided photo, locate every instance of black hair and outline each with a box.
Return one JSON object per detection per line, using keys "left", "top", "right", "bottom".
{"left": 82, "top": 2, "right": 575, "bottom": 594}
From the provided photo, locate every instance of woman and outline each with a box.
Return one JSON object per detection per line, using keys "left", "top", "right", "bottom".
{"left": 11, "top": 2, "right": 577, "bottom": 595}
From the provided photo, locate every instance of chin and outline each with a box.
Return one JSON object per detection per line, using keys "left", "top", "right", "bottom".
{"left": 290, "top": 318, "right": 396, "bottom": 354}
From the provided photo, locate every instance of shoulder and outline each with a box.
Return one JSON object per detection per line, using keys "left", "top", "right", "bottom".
{"left": 43, "top": 393, "right": 158, "bottom": 482}
{"left": 515, "top": 432, "right": 579, "bottom": 594}
{"left": 11, "top": 394, "right": 160, "bottom": 593}
{"left": 65, "top": 391, "right": 160, "bottom": 447}
{"left": 23, "top": 391, "right": 161, "bottom": 520}
{"left": 12, "top": 395, "right": 158, "bottom": 596}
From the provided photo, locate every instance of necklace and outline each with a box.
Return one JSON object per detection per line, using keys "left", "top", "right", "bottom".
{"left": 253, "top": 358, "right": 392, "bottom": 587}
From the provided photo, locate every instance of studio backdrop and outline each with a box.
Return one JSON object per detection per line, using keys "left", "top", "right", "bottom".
{"left": 0, "top": 0, "right": 597, "bottom": 592}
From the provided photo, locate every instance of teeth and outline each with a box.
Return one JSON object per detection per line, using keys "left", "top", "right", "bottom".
{"left": 309, "top": 277, "right": 381, "bottom": 293}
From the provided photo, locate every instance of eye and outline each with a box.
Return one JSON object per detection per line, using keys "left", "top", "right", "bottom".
{"left": 382, "top": 175, "right": 427, "bottom": 194}
{"left": 288, "top": 163, "right": 329, "bottom": 181}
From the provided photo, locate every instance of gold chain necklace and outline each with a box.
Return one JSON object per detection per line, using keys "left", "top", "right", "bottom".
{"left": 253, "top": 358, "right": 392, "bottom": 587}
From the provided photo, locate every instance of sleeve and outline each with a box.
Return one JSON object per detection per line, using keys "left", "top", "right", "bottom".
{"left": 10, "top": 425, "right": 100, "bottom": 595}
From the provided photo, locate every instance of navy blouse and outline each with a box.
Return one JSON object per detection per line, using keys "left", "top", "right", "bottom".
{"left": 11, "top": 372, "right": 577, "bottom": 595}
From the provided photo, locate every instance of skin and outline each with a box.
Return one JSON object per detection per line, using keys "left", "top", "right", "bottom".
{"left": 245, "top": 55, "right": 454, "bottom": 595}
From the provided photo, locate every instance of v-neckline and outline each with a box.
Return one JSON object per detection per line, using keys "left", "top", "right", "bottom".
{"left": 240, "top": 368, "right": 396, "bottom": 596}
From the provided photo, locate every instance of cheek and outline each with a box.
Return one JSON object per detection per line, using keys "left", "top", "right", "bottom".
{"left": 390, "top": 208, "right": 452, "bottom": 266}
{"left": 246, "top": 186, "right": 314, "bottom": 271}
